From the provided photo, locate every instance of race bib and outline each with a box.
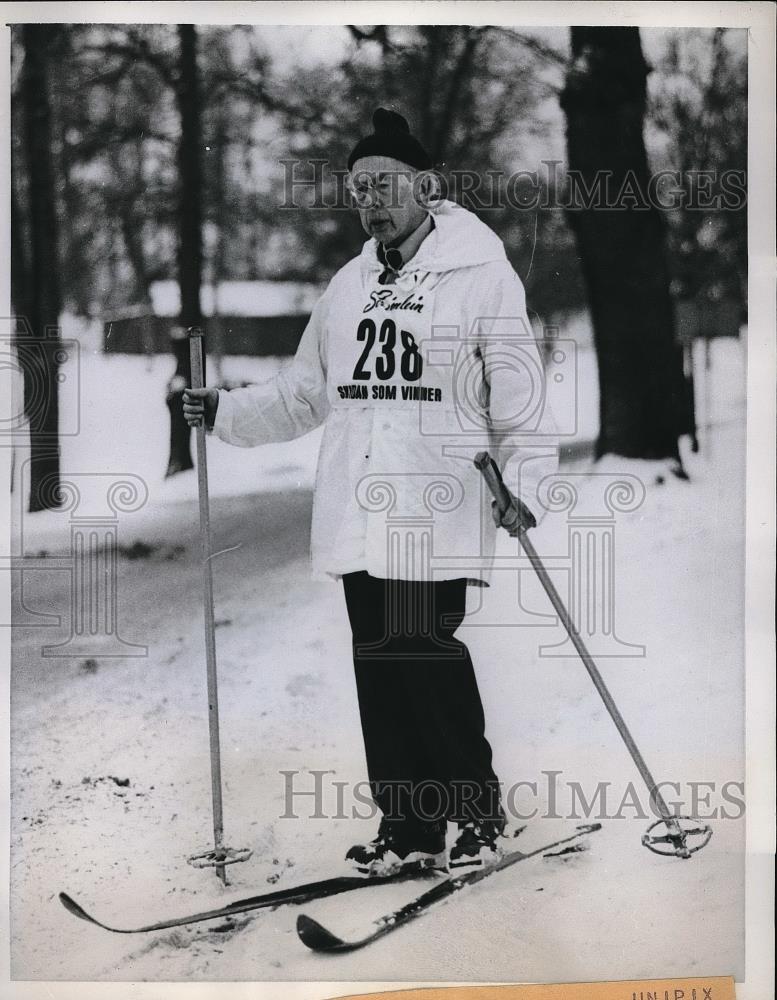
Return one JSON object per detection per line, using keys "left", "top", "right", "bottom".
{"left": 327, "top": 277, "right": 449, "bottom": 409}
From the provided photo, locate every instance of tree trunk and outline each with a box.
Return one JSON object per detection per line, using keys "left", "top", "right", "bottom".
{"left": 177, "top": 24, "right": 204, "bottom": 334}
{"left": 19, "top": 24, "right": 64, "bottom": 511}
{"left": 109, "top": 143, "right": 154, "bottom": 306}
{"left": 10, "top": 178, "right": 32, "bottom": 328}
{"left": 561, "top": 27, "right": 687, "bottom": 466}
{"left": 166, "top": 23, "right": 203, "bottom": 477}
{"left": 208, "top": 100, "right": 228, "bottom": 383}
{"left": 430, "top": 29, "right": 483, "bottom": 164}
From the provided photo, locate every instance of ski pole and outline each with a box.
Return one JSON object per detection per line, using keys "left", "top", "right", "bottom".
{"left": 186, "top": 328, "right": 251, "bottom": 884}
{"left": 474, "top": 451, "right": 711, "bottom": 859}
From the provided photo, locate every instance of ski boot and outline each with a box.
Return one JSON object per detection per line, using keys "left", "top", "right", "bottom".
{"left": 448, "top": 819, "right": 506, "bottom": 872}
{"left": 346, "top": 819, "right": 447, "bottom": 877}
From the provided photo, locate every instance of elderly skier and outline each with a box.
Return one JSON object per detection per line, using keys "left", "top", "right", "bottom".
{"left": 184, "top": 108, "right": 557, "bottom": 875}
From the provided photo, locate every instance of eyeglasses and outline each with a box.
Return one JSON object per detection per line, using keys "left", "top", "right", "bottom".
{"left": 345, "top": 170, "right": 412, "bottom": 208}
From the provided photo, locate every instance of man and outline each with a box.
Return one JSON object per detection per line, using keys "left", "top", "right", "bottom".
{"left": 184, "top": 108, "right": 557, "bottom": 875}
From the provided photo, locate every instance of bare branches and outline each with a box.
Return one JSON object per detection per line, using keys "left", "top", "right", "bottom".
{"left": 431, "top": 27, "right": 487, "bottom": 162}
{"left": 492, "top": 27, "right": 568, "bottom": 67}
{"left": 75, "top": 35, "right": 177, "bottom": 90}
{"left": 66, "top": 125, "right": 174, "bottom": 160}
{"left": 205, "top": 70, "right": 320, "bottom": 123}
{"left": 347, "top": 26, "right": 393, "bottom": 51}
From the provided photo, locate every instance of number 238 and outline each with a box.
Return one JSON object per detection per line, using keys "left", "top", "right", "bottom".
{"left": 352, "top": 318, "right": 423, "bottom": 382}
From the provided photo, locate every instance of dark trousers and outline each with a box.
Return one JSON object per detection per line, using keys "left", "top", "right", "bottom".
{"left": 342, "top": 572, "right": 503, "bottom": 832}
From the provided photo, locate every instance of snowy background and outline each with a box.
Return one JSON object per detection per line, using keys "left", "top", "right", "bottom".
{"left": 8, "top": 324, "right": 746, "bottom": 981}
{"left": 6, "top": 17, "right": 753, "bottom": 987}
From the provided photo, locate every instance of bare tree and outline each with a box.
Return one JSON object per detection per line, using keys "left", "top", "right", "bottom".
{"left": 166, "top": 24, "right": 204, "bottom": 477}
{"left": 17, "top": 25, "right": 64, "bottom": 511}
{"left": 561, "top": 27, "right": 688, "bottom": 468}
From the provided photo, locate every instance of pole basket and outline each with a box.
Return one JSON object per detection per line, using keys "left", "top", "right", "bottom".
{"left": 187, "top": 846, "right": 253, "bottom": 869}
{"left": 642, "top": 816, "right": 712, "bottom": 859}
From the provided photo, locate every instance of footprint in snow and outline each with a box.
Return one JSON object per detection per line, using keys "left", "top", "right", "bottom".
{"left": 285, "top": 674, "right": 323, "bottom": 698}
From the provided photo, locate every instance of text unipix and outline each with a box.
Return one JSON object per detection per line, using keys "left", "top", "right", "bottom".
{"left": 631, "top": 989, "right": 714, "bottom": 1000}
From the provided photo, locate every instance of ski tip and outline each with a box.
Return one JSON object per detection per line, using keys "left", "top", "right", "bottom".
{"left": 59, "top": 892, "right": 96, "bottom": 925}
{"left": 296, "top": 913, "right": 348, "bottom": 952}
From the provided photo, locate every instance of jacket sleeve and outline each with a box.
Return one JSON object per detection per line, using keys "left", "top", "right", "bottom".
{"left": 475, "top": 262, "right": 559, "bottom": 523}
{"left": 212, "top": 293, "right": 330, "bottom": 447}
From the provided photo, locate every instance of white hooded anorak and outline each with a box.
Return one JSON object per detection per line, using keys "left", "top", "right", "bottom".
{"left": 213, "top": 200, "right": 558, "bottom": 583}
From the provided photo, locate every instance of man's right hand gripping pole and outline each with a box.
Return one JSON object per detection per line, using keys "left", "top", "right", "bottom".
{"left": 183, "top": 387, "right": 220, "bottom": 430}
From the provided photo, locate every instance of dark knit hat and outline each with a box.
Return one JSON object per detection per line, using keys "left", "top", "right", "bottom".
{"left": 347, "top": 108, "right": 432, "bottom": 171}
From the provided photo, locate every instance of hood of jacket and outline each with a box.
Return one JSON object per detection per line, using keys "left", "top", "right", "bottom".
{"left": 359, "top": 199, "right": 507, "bottom": 281}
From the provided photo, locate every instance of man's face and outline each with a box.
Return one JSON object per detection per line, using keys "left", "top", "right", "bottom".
{"left": 349, "top": 155, "right": 428, "bottom": 245}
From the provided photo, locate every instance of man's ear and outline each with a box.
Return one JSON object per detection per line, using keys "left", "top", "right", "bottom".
{"left": 415, "top": 169, "right": 443, "bottom": 208}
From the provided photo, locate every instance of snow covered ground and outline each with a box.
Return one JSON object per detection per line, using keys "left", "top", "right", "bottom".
{"left": 7, "top": 334, "right": 746, "bottom": 982}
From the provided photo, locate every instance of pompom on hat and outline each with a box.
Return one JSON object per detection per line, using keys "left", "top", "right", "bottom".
{"left": 347, "top": 108, "right": 433, "bottom": 171}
